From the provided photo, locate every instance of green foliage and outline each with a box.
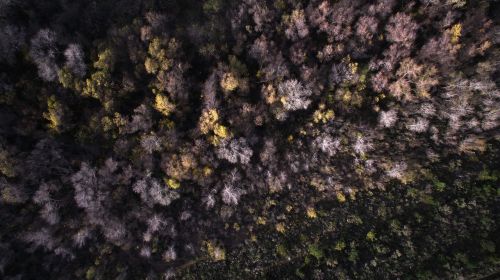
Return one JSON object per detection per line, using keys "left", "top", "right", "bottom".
{"left": 203, "top": 0, "right": 223, "bottom": 13}
{"left": 0, "top": 149, "right": 15, "bottom": 177}
{"left": 366, "top": 231, "right": 376, "bottom": 242}
{"left": 434, "top": 181, "right": 446, "bottom": 192}
{"left": 307, "top": 244, "right": 324, "bottom": 260}
{"left": 480, "top": 240, "right": 496, "bottom": 253}
{"left": 276, "top": 244, "right": 289, "bottom": 258}
{"left": 479, "top": 168, "right": 499, "bottom": 181}
{"left": 334, "top": 241, "right": 346, "bottom": 251}
{"left": 348, "top": 248, "right": 358, "bottom": 263}
{"left": 85, "top": 266, "right": 96, "bottom": 280}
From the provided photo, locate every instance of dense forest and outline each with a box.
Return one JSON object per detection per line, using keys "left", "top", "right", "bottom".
{"left": 1, "top": 0, "right": 499, "bottom": 279}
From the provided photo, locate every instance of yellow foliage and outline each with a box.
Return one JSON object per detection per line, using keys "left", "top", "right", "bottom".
{"left": 349, "top": 190, "right": 357, "bottom": 201}
{"left": 146, "top": 37, "right": 172, "bottom": 74}
{"left": 94, "top": 49, "right": 113, "bottom": 70}
{"left": 58, "top": 67, "right": 75, "bottom": 89}
{"left": 101, "top": 116, "right": 114, "bottom": 132}
{"left": 213, "top": 124, "right": 229, "bottom": 138}
{"left": 450, "top": 23, "right": 462, "bottom": 44}
{"left": 310, "top": 177, "right": 327, "bottom": 192}
{"left": 144, "top": 57, "right": 159, "bottom": 74}
{"left": 257, "top": 217, "right": 267, "bottom": 225}
{"left": 199, "top": 108, "right": 230, "bottom": 145}
{"left": 205, "top": 241, "right": 225, "bottom": 261}
{"left": 83, "top": 71, "right": 111, "bottom": 99}
{"left": 203, "top": 166, "right": 213, "bottom": 176}
{"left": 306, "top": 207, "right": 317, "bottom": 219}
{"left": 209, "top": 135, "right": 222, "bottom": 146}
{"left": 148, "top": 38, "right": 166, "bottom": 59}
{"left": 43, "top": 96, "right": 64, "bottom": 131}
{"left": 348, "top": 62, "right": 358, "bottom": 75}
{"left": 280, "top": 96, "right": 288, "bottom": 106}
{"left": 220, "top": 72, "right": 239, "bottom": 92}
{"left": 459, "top": 136, "right": 487, "bottom": 154}
{"left": 336, "top": 192, "right": 346, "bottom": 203}
{"left": 165, "top": 178, "right": 180, "bottom": 189}
{"left": 290, "top": 9, "right": 305, "bottom": 24}
{"left": 275, "top": 223, "right": 286, "bottom": 233}
{"left": 199, "top": 109, "right": 219, "bottom": 134}
{"left": 341, "top": 89, "right": 352, "bottom": 104}
{"left": 313, "top": 104, "right": 335, "bottom": 123}
{"left": 154, "top": 94, "right": 175, "bottom": 116}
{"left": 233, "top": 223, "right": 240, "bottom": 231}
{"left": 342, "top": 55, "right": 358, "bottom": 75}
{"left": 263, "top": 84, "right": 277, "bottom": 104}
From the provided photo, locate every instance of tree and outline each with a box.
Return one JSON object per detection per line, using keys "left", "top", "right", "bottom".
{"left": 216, "top": 138, "right": 253, "bottom": 165}
{"left": 386, "top": 13, "right": 418, "bottom": 48}
{"left": 127, "top": 104, "right": 153, "bottom": 134}
{"left": 313, "top": 134, "right": 340, "bottom": 157}
{"left": 277, "top": 80, "right": 312, "bottom": 111}
{"left": 22, "top": 228, "right": 57, "bottom": 251}
{"left": 63, "top": 44, "right": 86, "bottom": 77}
{"left": 72, "top": 228, "right": 92, "bottom": 248}
{"left": 406, "top": 118, "right": 429, "bottom": 133}
{"left": 284, "top": 9, "right": 309, "bottom": 41}
{"left": 249, "top": 35, "right": 272, "bottom": 63}
{"left": 0, "top": 25, "right": 25, "bottom": 64}
{"left": 71, "top": 163, "right": 101, "bottom": 211}
{"left": 140, "top": 134, "right": 162, "bottom": 154}
{"left": 353, "top": 135, "right": 373, "bottom": 155}
{"left": 1, "top": 179, "right": 28, "bottom": 204}
{"left": 202, "top": 72, "right": 218, "bottom": 109}
{"left": 0, "top": 148, "right": 15, "bottom": 178}
{"left": 132, "top": 177, "right": 180, "bottom": 207}
{"left": 163, "top": 246, "right": 177, "bottom": 262}
{"left": 378, "top": 109, "right": 398, "bottom": 128}
{"left": 386, "top": 161, "right": 407, "bottom": 181}
{"left": 33, "top": 183, "right": 60, "bottom": 225}
{"left": 330, "top": 63, "right": 350, "bottom": 86}
{"left": 29, "top": 29, "right": 59, "bottom": 82}
{"left": 356, "top": 16, "right": 378, "bottom": 42}
{"left": 307, "top": 0, "right": 357, "bottom": 42}
{"left": 221, "top": 185, "right": 242, "bottom": 206}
